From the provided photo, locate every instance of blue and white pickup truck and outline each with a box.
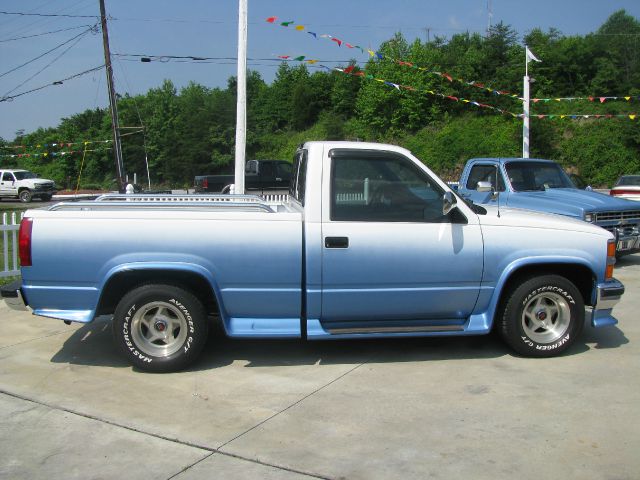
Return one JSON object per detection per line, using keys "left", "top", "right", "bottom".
{"left": 457, "top": 158, "right": 640, "bottom": 256}
{"left": 1, "top": 142, "right": 625, "bottom": 372}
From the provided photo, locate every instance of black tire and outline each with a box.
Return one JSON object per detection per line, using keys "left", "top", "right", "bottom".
{"left": 498, "top": 275, "right": 584, "bottom": 357}
{"left": 112, "top": 284, "right": 209, "bottom": 372}
{"left": 19, "top": 189, "right": 33, "bottom": 203}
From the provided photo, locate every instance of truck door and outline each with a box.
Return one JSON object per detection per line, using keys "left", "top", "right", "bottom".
{"left": 320, "top": 149, "right": 484, "bottom": 331}
{"left": 0, "top": 171, "right": 16, "bottom": 196}
{"left": 460, "top": 163, "right": 506, "bottom": 205}
{"left": 275, "top": 161, "right": 292, "bottom": 189}
{"left": 257, "top": 161, "right": 276, "bottom": 190}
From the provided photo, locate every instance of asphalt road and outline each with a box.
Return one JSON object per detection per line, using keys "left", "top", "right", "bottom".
{"left": 0, "top": 198, "right": 55, "bottom": 207}
{"left": 1, "top": 256, "right": 639, "bottom": 479}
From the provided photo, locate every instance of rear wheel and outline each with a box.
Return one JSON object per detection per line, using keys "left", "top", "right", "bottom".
{"left": 499, "top": 275, "right": 584, "bottom": 357}
{"left": 112, "top": 284, "right": 209, "bottom": 372}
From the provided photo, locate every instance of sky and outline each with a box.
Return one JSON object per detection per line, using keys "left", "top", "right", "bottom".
{"left": 1, "top": 0, "right": 639, "bottom": 141}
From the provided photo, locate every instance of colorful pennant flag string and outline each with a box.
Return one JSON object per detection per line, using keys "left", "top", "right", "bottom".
{"left": 531, "top": 114, "right": 637, "bottom": 120}
{"left": 328, "top": 65, "right": 520, "bottom": 118}
{"left": 2, "top": 139, "right": 112, "bottom": 150}
{"left": 392, "top": 60, "right": 522, "bottom": 100}
{"left": 267, "top": 16, "right": 521, "bottom": 101}
{"left": 0, "top": 148, "right": 112, "bottom": 160}
{"left": 268, "top": 16, "right": 639, "bottom": 108}
{"left": 328, "top": 65, "right": 637, "bottom": 121}
{"left": 532, "top": 96, "right": 640, "bottom": 103}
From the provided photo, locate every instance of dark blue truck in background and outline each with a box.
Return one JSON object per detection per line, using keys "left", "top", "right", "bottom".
{"left": 194, "top": 159, "right": 291, "bottom": 193}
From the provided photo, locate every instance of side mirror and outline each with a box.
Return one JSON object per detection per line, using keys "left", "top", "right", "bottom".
{"left": 245, "top": 160, "right": 259, "bottom": 175}
{"left": 476, "top": 181, "right": 493, "bottom": 193}
{"left": 443, "top": 191, "right": 457, "bottom": 216}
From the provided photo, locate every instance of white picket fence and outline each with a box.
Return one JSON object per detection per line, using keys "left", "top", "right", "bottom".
{"left": 1, "top": 212, "right": 23, "bottom": 278}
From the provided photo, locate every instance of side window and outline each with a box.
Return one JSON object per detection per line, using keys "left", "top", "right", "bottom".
{"left": 331, "top": 152, "right": 446, "bottom": 223}
{"left": 259, "top": 162, "right": 276, "bottom": 178}
{"left": 289, "top": 150, "right": 307, "bottom": 205}
{"left": 2, "top": 172, "right": 14, "bottom": 182}
{"left": 277, "top": 162, "right": 292, "bottom": 178}
{"left": 466, "top": 164, "right": 505, "bottom": 191}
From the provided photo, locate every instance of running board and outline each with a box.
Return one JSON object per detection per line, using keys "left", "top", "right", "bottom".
{"left": 322, "top": 320, "right": 466, "bottom": 335}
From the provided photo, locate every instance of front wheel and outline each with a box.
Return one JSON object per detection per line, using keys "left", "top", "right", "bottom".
{"left": 19, "top": 190, "right": 33, "bottom": 203}
{"left": 112, "top": 284, "right": 209, "bottom": 372}
{"left": 498, "top": 275, "right": 584, "bottom": 357}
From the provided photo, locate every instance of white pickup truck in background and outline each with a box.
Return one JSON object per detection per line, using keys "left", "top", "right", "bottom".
{"left": 0, "top": 169, "right": 57, "bottom": 202}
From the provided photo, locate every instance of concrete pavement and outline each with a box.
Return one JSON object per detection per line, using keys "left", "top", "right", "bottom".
{"left": 1, "top": 256, "right": 639, "bottom": 479}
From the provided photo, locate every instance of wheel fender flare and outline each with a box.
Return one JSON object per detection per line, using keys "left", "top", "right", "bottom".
{"left": 99, "top": 262, "right": 225, "bottom": 319}
{"left": 468, "top": 255, "right": 595, "bottom": 332}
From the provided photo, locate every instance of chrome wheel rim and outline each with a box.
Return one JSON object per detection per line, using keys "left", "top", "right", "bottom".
{"left": 131, "top": 301, "right": 188, "bottom": 357}
{"left": 521, "top": 292, "right": 571, "bottom": 344}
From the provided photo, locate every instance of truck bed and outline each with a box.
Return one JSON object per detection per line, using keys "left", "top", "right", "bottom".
{"left": 22, "top": 194, "right": 304, "bottom": 327}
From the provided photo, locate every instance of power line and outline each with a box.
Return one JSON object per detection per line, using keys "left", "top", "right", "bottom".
{"left": 0, "top": 0, "right": 57, "bottom": 29}
{"left": 0, "top": 0, "right": 94, "bottom": 39}
{"left": 117, "top": 58, "right": 361, "bottom": 68}
{"left": 3, "top": 28, "right": 93, "bottom": 97}
{"left": 0, "top": 10, "right": 97, "bottom": 19}
{"left": 0, "top": 24, "right": 93, "bottom": 42}
{"left": 113, "top": 53, "right": 363, "bottom": 64}
{"left": 109, "top": 15, "right": 472, "bottom": 32}
{"left": 0, "top": 65, "right": 104, "bottom": 102}
{"left": 0, "top": 24, "right": 98, "bottom": 79}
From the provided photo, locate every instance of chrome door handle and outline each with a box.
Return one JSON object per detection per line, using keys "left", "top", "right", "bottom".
{"left": 325, "top": 237, "right": 349, "bottom": 248}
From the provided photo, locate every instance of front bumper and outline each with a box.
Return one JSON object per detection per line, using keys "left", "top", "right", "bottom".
{"left": 0, "top": 279, "right": 29, "bottom": 311}
{"left": 615, "top": 234, "right": 640, "bottom": 255}
{"left": 591, "top": 278, "right": 625, "bottom": 328}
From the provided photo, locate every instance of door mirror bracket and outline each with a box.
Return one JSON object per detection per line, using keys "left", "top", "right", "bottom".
{"left": 443, "top": 191, "right": 457, "bottom": 216}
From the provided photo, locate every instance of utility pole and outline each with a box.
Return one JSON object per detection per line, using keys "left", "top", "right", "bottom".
{"left": 233, "top": 0, "right": 247, "bottom": 194}
{"left": 99, "top": 0, "right": 125, "bottom": 193}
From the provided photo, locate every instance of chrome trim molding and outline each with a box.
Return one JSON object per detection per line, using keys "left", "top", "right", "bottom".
{"left": 325, "top": 325, "right": 465, "bottom": 334}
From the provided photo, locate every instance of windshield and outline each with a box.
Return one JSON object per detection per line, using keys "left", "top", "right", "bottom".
{"left": 13, "top": 171, "right": 37, "bottom": 180}
{"left": 505, "top": 161, "right": 574, "bottom": 191}
{"left": 617, "top": 176, "right": 640, "bottom": 186}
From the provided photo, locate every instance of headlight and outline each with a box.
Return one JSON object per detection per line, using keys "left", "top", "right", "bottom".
{"left": 584, "top": 212, "right": 594, "bottom": 223}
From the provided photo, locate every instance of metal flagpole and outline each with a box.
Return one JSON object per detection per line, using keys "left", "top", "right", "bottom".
{"left": 234, "top": 0, "right": 248, "bottom": 194}
{"left": 523, "top": 66, "right": 530, "bottom": 158}
{"left": 523, "top": 46, "right": 541, "bottom": 159}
